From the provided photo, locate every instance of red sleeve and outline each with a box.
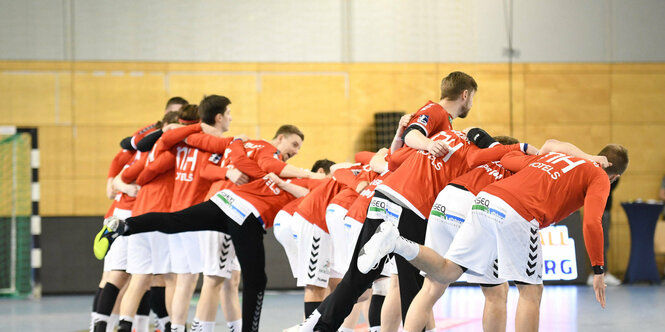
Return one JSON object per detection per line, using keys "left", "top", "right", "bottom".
{"left": 108, "top": 150, "right": 133, "bottom": 178}
{"left": 255, "top": 147, "right": 288, "bottom": 175}
{"left": 582, "top": 173, "right": 611, "bottom": 267}
{"left": 466, "top": 144, "right": 523, "bottom": 168}
{"left": 130, "top": 123, "right": 159, "bottom": 149}
{"left": 200, "top": 161, "right": 228, "bottom": 182}
{"left": 388, "top": 147, "right": 416, "bottom": 171}
{"left": 332, "top": 168, "right": 358, "bottom": 188}
{"left": 406, "top": 106, "right": 447, "bottom": 138}
{"left": 229, "top": 140, "right": 267, "bottom": 179}
{"left": 185, "top": 133, "right": 234, "bottom": 154}
{"left": 136, "top": 150, "right": 175, "bottom": 186}
{"left": 160, "top": 124, "right": 202, "bottom": 149}
{"left": 499, "top": 151, "right": 540, "bottom": 173}
{"left": 121, "top": 154, "right": 147, "bottom": 183}
{"left": 355, "top": 151, "right": 375, "bottom": 164}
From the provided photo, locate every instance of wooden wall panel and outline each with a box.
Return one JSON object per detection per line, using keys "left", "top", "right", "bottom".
{"left": 72, "top": 72, "right": 166, "bottom": 126}
{"left": 0, "top": 73, "right": 57, "bottom": 126}
{"left": 348, "top": 71, "right": 395, "bottom": 126}
{"left": 168, "top": 74, "right": 260, "bottom": 126}
{"left": 39, "top": 126, "right": 74, "bottom": 179}
{"left": 524, "top": 124, "right": 611, "bottom": 152}
{"left": 611, "top": 73, "right": 665, "bottom": 124}
{"left": 612, "top": 124, "right": 665, "bottom": 173}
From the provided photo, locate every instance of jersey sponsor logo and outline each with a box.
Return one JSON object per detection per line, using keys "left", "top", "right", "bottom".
{"left": 216, "top": 192, "right": 247, "bottom": 218}
{"left": 471, "top": 196, "right": 505, "bottom": 219}
{"left": 209, "top": 153, "right": 222, "bottom": 164}
{"left": 417, "top": 114, "right": 430, "bottom": 125}
{"left": 529, "top": 152, "right": 587, "bottom": 180}
{"left": 430, "top": 203, "right": 447, "bottom": 218}
{"left": 479, "top": 164, "right": 504, "bottom": 180}
{"left": 175, "top": 171, "right": 194, "bottom": 182}
{"left": 262, "top": 175, "right": 282, "bottom": 195}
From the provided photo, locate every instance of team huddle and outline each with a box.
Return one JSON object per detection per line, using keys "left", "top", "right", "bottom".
{"left": 89, "top": 71, "right": 629, "bottom": 332}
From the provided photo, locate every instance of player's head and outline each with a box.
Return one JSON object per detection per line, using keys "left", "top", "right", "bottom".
{"left": 272, "top": 125, "right": 305, "bottom": 161}
{"left": 199, "top": 95, "right": 232, "bottom": 132}
{"left": 598, "top": 144, "right": 629, "bottom": 182}
{"left": 311, "top": 159, "right": 335, "bottom": 175}
{"left": 440, "top": 71, "right": 477, "bottom": 118}
{"left": 178, "top": 104, "right": 200, "bottom": 124}
{"left": 165, "top": 96, "right": 188, "bottom": 114}
{"left": 156, "top": 110, "right": 181, "bottom": 129}
{"left": 493, "top": 136, "right": 519, "bottom": 145}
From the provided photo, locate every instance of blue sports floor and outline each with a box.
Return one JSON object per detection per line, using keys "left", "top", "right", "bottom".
{"left": 1, "top": 285, "right": 664, "bottom": 331}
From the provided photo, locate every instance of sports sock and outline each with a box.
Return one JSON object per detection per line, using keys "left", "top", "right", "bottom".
{"left": 117, "top": 316, "right": 132, "bottom": 332}
{"left": 96, "top": 283, "right": 120, "bottom": 315}
{"left": 304, "top": 301, "right": 321, "bottom": 318}
{"left": 134, "top": 314, "right": 149, "bottom": 332}
{"left": 338, "top": 328, "right": 354, "bottom": 332}
{"left": 227, "top": 319, "right": 241, "bottom": 332}
{"left": 393, "top": 236, "right": 419, "bottom": 260}
{"left": 170, "top": 323, "right": 186, "bottom": 332}
{"left": 150, "top": 286, "right": 169, "bottom": 318}
{"left": 107, "top": 313, "right": 119, "bottom": 332}
{"left": 156, "top": 317, "right": 172, "bottom": 332}
{"left": 368, "top": 294, "right": 385, "bottom": 329}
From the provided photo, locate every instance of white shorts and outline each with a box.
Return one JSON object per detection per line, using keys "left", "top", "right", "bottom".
{"left": 200, "top": 231, "right": 239, "bottom": 278}
{"left": 295, "top": 213, "right": 340, "bottom": 287}
{"left": 445, "top": 192, "right": 544, "bottom": 285}
{"left": 273, "top": 210, "right": 301, "bottom": 278}
{"left": 150, "top": 232, "right": 171, "bottom": 274}
{"left": 104, "top": 208, "right": 132, "bottom": 271}
{"left": 424, "top": 186, "right": 504, "bottom": 285}
{"left": 325, "top": 204, "right": 353, "bottom": 275}
{"left": 126, "top": 233, "right": 152, "bottom": 274}
{"left": 330, "top": 215, "right": 363, "bottom": 275}
{"left": 169, "top": 232, "right": 203, "bottom": 274}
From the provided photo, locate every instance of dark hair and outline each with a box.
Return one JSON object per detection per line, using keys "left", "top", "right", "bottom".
{"left": 179, "top": 104, "right": 200, "bottom": 123}
{"left": 273, "top": 124, "right": 305, "bottom": 141}
{"left": 166, "top": 96, "right": 189, "bottom": 108}
{"left": 598, "top": 144, "right": 629, "bottom": 175}
{"left": 198, "top": 95, "right": 231, "bottom": 125}
{"left": 311, "top": 159, "right": 335, "bottom": 175}
{"left": 440, "top": 71, "right": 478, "bottom": 101}
{"left": 493, "top": 136, "right": 519, "bottom": 145}
{"left": 155, "top": 111, "right": 182, "bottom": 129}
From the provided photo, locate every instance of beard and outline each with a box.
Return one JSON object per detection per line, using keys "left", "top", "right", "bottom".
{"left": 458, "top": 105, "right": 470, "bottom": 118}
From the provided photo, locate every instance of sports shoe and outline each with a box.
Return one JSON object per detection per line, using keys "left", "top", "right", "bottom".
{"left": 605, "top": 273, "right": 622, "bottom": 286}
{"left": 357, "top": 222, "right": 399, "bottom": 274}
{"left": 93, "top": 216, "right": 124, "bottom": 260}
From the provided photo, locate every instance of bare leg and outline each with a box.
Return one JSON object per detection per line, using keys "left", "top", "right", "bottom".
{"left": 119, "top": 274, "right": 152, "bottom": 319}
{"left": 409, "top": 245, "right": 464, "bottom": 285}
{"left": 515, "top": 283, "right": 543, "bottom": 332}
{"left": 220, "top": 270, "right": 242, "bottom": 323}
{"left": 110, "top": 272, "right": 130, "bottom": 316}
{"left": 163, "top": 273, "right": 176, "bottom": 316}
{"left": 403, "top": 277, "right": 448, "bottom": 332}
{"left": 481, "top": 283, "right": 509, "bottom": 332}
{"left": 171, "top": 273, "right": 199, "bottom": 326}
{"left": 380, "top": 275, "right": 402, "bottom": 332}
{"left": 195, "top": 275, "right": 225, "bottom": 321}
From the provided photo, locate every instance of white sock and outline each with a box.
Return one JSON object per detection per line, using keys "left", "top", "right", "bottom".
{"left": 194, "top": 320, "right": 215, "bottom": 332}
{"left": 227, "top": 319, "right": 242, "bottom": 332}
{"left": 394, "top": 236, "right": 419, "bottom": 260}
{"left": 171, "top": 324, "right": 186, "bottom": 332}
{"left": 338, "top": 328, "right": 354, "bottom": 332}
{"left": 107, "top": 314, "right": 119, "bottom": 332}
{"left": 134, "top": 315, "right": 149, "bottom": 332}
{"left": 90, "top": 312, "right": 100, "bottom": 332}
{"left": 119, "top": 315, "right": 133, "bottom": 323}
{"left": 369, "top": 327, "right": 381, "bottom": 332}
{"left": 425, "top": 329, "right": 436, "bottom": 332}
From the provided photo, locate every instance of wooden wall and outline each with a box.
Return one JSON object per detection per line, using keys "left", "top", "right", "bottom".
{"left": 2, "top": 61, "right": 664, "bottom": 274}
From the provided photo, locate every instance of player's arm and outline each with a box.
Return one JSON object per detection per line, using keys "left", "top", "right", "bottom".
{"left": 112, "top": 168, "right": 139, "bottom": 197}
{"left": 499, "top": 151, "right": 540, "bottom": 173}
{"left": 200, "top": 161, "right": 229, "bottom": 182}
{"left": 119, "top": 136, "right": 135, "bottom": 151}
{"left": 136, "top": 151, "right": 175, "bottom": 186}
{"left": 390, "top": 113, "right": 414, "bottom": 153}
{"left": 332, "top": 167, "right": 360, "bottom": 188}
{"left": 229, "top": 140, "right": 267, "bottom": 179}
{"left": 581, "top": 174, "right": 611, "bottom": 308}
{"left": 404, "top": 130, "right": 449, "bottom": 157}
{"left": 107, "top": 150, "right": 133, "bottom": 198}
{"left": 106, "top": 178, "right": 116, "bottom": 199}
{"left": 255, "top": 150, "right": 323, "bottom": 179}
{"left": 466, "top": 143, "right": 531, "bottom": 167}
{"left": 267, "top": 174, "right": 310, "bottom": 198}
{"left": 184, "top": 133, "right": 235, "bottom": 154}
{"left": 355, "top": 151, "right": 375, "bottom": 164}
{"left": 369, "top": 148, "right": 389, "bottom": 174}
{"left": 539, "top": 139, "right": 610, "bottom": 168}
{"left": 136, "top": 130, "right": 163, "bottom": 152}
{"left": 159, "top": 123, "right": 203, "bottom": 149}
{"left": 279, "top": 164, "right": 325, "bottom": 179}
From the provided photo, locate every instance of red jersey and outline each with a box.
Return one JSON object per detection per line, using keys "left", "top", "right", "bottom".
{"left": 170, "top": 142, "right": 217, "bottom": 211}
{"left": 108, "top": 149, "right": 134, "bottom": 178}
{"left": 406, "top": 101, "right": 453, "bottom": 138}
{"left": 130, "top": 122, "right": 160, "bottom": 150}
{"left": 450, "top": 161, "right": 513, "bottom": 195}
{"left": 132, "top": 139, "right": 175, "bottom": 215}
{"left": 378, "top": 130, "right": 522, "bottom": 218}
{"left": 346, "top": 170, "right": 391, "bottom": 223}
{"left": 484, "top": 151, "right": 610, "bottom": 267}
{"left": 212, "top": 177, "right": 311, "bottom": 229}
{"left": 294, "top": 178, "right": 348, "bottom": 233}
{"left": 329, "top": 188, "right": 359, "bottom": 210}
{"left": 113, "top": 151, "right": 141, "bottom": 211}
{"left": 280, "top": 197, "right": 304, "bottom": 216}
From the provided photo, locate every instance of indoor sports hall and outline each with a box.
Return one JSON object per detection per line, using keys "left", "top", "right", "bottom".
{"left": 1, "top": 1, "right": 665, "bottom": 331}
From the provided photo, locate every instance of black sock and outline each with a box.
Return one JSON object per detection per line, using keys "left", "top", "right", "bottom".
{"left": 368, "top": 294, "right": 385, "bottom": 328}
{"left": 304, "top": 301, "right": 321, "bottom": 318}
{"left": 165, "top": 321, "right": 171, "bottom": 332}
{"left": 92, "top": 287, "right": 103, "bottom": 312}
{"left": 150, "top": 286, "right": 169, "bottom": 318}
{"left": 117, "top": 319, "right": 132, "bottom": 332}
{"left": 96, "top": 283, "right": 120, "bottom": 315}
{"left": 93, "top": 321, "right": 107, "bottom": 332}
{"left": 137, "top": 290, "right": 151, "bottom": 315}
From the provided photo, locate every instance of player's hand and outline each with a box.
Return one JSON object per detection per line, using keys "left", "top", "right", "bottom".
{"left": 125, "top": 184, "right": 140, "bottom": 197}
{"left": 265, "top": 172, "right": 283, "bottom": 185}
{"left": 398, "top": 114, "right": 414, "bottom": 129}
{"left": 427, "top": 140, "right": 450, "bottom": 157}
{"left": 355, "top": 181, "right": 369, "bottom": 193}
{"left": 106, "top": 180, "right": 117, "bottom": 199}
{"left": 593, "top": 274, "right": 607, "bottom": 308}
{"left": 162, "top": 123, "right": 184, "bottom": 132}
{"left": 200, "top": 123, "right": 223, "bottom": 137}
{"left": 226, "top": 168, "right": 249, "bottom": 185}
{"left": 590, "top": 155, "right": 612, "bottom": 169}
{"left": 526, "top": 144, "right": 539, "bottom": 156}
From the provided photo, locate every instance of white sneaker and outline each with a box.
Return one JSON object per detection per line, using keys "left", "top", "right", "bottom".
{"left": 103, "top": 216, "right": 121, "bottom": 231}
{"left": 357, "top": 222, "right": 399, "bottom": 274}
{"left": 605, "top": 273, "right": 622, "bottom": 286}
